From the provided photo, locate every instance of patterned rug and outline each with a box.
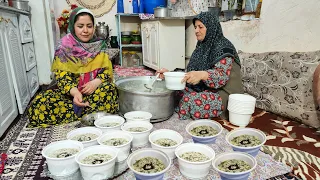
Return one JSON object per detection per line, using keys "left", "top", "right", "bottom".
{"left": 0, "top": 109, "right": 318, "bottom": 179}
{"left": 0, "top": 66, "right": 319, "bottom": 179}
{"left": 0, "top": 113, "right": 291, "bottom": 180}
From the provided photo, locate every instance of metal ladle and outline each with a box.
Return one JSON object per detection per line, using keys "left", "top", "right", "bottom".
{"left": 144, "top": 73, "right": 160, "bottom": 91}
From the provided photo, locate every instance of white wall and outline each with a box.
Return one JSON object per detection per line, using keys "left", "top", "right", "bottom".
{"left": 53, "top": 0, "right": 118, "bottom": 36}
{"left": 186, "top": 0, "right": 320, "bottom": 54}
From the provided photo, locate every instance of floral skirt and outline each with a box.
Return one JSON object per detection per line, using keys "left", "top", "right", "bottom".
{"left": 27, "top": 82, "right": 119, "bottom": 128}
{"left": 176, "top": 88, "right": 224, "bottom": 120}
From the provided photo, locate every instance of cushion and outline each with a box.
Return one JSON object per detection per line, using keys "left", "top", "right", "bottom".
{"left": 239, "top": 50, "right": 320, "bottom": 128}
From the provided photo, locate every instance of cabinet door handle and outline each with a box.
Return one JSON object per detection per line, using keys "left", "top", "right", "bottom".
{"left": 28, "top": 53, "right": 34, "bottom": 59}
{"left": 32, "top": 78, "right": 37, "bottom": 87}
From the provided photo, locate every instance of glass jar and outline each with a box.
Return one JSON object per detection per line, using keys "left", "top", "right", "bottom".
{"left": 130, "top": 51, "right": 140, "bottom": 66}
{"left": 122, "top": 51, "right": 133, "bottom": 67}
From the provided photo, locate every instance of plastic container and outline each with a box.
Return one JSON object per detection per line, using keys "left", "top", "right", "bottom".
{"left": 117, "top": 0, "right": 124, "bottom": 13}
{"left": 186, "top": 119, "right": 223, "bottom": 144}
{"left": 144, "top": 0, "right": 167, "bottom": 14}
{"left": 66, "top": 127, "right": 102, "bottom": 148}
{"left": 127, "top": 148, "right": 171, "bottom": 180}
{"left": 149, "top": 129, "right": 183, "bottom": 159}
{"left": 133, "top": 0, "right": 139, "bottom": 13}
{"left": 121, "top": 121, "right": 153, "bottom": 147}
{"left": 97, "top": 130, "right": 133, "bottom": 162}
{"left": 124, "top": 111, "right": 152, "bottom": 122}
{"left": 139, "top": 0, "right": 144, "bottom": 13}
{"left": 226, "top": 128, "right": 266, "bottom": 157}
{"left": 75, "top": 145, "right": 118, "bottom": 180}
{"left": 42, "top": 140, "right": 84, "bottom": 176}
{"left": 175, "top": 143, "right": 215, "bottom": 179}
{"left": 163, "top": 72, "right": 186, "bottom": 90}
{"left": 212, "top": 152, "right": 257, "bottom": 180}
{"left": 94, "top": 115, "right": 125, "bottom": 133}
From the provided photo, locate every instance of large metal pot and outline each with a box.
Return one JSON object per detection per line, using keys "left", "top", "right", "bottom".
{"left": 115, "top": 76, "right": 175, "bottom": 122}
{"left": 153, "top": 6, "right": 171, "bottom": 17}
{"left": 11, "top": 0, "right": 29, "bottom": 11}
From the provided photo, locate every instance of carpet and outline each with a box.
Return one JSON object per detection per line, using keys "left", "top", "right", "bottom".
{"left": 0, "top": 111, "right": 316, "bottom": 179}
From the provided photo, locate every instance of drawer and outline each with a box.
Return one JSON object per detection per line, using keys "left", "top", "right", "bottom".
{"left": 27, "top": 66, "right": 39, "bottom": 98}
{"left": 19, "top": 15, "right": 33, "bottom": 43}
{"left": 22, "top": 43, "right": 36, "bottom": 71}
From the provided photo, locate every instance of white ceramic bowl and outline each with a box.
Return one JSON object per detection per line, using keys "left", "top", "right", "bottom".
{"left": 41, "top": 140, "right": 83, "bottom": 176}
{"left": 149, "top": 129, "right": 184, "bottom": 159}
{"left": 97, "top": 130, "right": 133, "bottom": 162}
{"left": 175, "top": 143, "right": 215, "bottom": 179}
{"left": 226, "top": 128, "right": 266, "bottom": 157}
{"left": 163, "top": 72, "right": 186, "bottom": 90}
{"left": 124, "top": 111, "right": 152, "bottom": 123}
{"left": 75, "top": 145, "right": 118, "bottom": 180}
{"left": 228, "top": 111, "right": 252, "bottom": 127}
{"left": 212, "top": 152, "right": 257, "bottom": 180}
{"left": 186, "top": 119, "right": 223, "bottom": 144}
{"left": 94, "top": 115, "right": 125, "bottom": 133}
{"left": 127, "top": 148, "right": 171, "bottom": 180}
{"left": 121, "top": 121, "right": 153, "bottom": 147}
{"left": 67, "top": 127, "right": 102, "bottom": 148}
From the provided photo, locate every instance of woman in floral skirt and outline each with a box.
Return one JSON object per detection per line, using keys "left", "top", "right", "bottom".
{"left": 27, "top": 7, "right": 118, "bottom": 127}
{"left": 158, "top": 12, "right": 243, "bottom": 120}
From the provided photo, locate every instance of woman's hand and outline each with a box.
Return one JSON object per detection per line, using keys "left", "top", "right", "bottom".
{"left": 81, "top": 79, "right": 102, "bottom": 95}
{"left": 156, "top": 68, "right": 169, "bottom": 79}
{"left": 182, "top": 71, "right": 209, "bottom": 85}
{"left": 70, "top": 87, "right": 89, "bottom": 107}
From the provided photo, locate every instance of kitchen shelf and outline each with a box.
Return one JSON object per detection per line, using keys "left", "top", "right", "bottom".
{"left": 115, "top": 13, "right": 142, "bottom": 66}
{"left": 116, "top": 13, "right": 139, "bottom": 17}
{"left": 121, "top": 44, "right": 142, "bottom": 48}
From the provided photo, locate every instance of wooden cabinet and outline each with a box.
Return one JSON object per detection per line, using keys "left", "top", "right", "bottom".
{"left": 2, "top": 12, "right": 30, "bottom": 114}
{"left": 0, "top": 14, "right": 19, "bottom": 137}
{"left": 141, "top": 19, "right": 185, "bottom": 70}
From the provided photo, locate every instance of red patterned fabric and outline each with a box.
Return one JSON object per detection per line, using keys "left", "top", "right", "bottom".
{"left": 0, "top": 153, "right": 7, "bottom": 174}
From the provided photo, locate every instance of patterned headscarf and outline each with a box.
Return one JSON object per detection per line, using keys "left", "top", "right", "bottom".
{"left": 51, "top": 7, "right": 111, "bottom": 75}
{"left": 68, "top": 7, "right": 96, "bottom": 43}
{"left": 187, "top": 12, "right": 240, "bottom": 72}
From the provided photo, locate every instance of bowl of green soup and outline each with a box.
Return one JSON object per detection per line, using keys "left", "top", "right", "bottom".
{"left": 212, "top": 152, "right": 257, "bottom": 180}
{"left": 226, "top": 128, "right": 266, "bottom": 157}
{"left": 186, "top": 119, "right": 223, "bottom": 144}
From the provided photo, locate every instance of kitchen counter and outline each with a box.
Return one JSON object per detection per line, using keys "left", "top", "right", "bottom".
{"left": 0, "top": 4, "right": 30, "bottom": 15}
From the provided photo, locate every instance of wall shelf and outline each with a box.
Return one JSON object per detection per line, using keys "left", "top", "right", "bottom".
{"left": 115, "top": 13, "right": 142, "bottom": 66}
{"left": 121, "top": 44, "right": 142, "bottom": 48}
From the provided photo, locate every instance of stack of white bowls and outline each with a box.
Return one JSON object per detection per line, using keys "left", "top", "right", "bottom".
{"left": 227, "top": 94, "right": 256, "bottom": 127}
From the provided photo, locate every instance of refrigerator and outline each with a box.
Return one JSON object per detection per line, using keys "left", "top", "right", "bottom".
{"left": 28, "top": 0, "right": 57, "bottom": 85}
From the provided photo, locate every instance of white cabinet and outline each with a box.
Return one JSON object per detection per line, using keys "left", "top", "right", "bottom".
{"left": 18, "top": 14, "right": 33, "bottom": 43}
{"left": 22, "top": 42, "right": 36, "bottom": 71}
{"left": 27, "top": 66, "right": 39, "bottom": 98}
{"left": 141, "top": 20, "right": 185, "bottom": 70}
{"left": 0, "top": 15, "right": 19, "bottom": 137}
{"left": 2, "top": 12, "right": 30, "bottom": 114}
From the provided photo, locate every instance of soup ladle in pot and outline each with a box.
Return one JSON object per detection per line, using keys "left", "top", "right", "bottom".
{"left": 144, "top": 73, "right": 160, "bottom": 91}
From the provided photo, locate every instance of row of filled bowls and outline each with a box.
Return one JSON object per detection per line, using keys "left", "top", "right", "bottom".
{"left": 42, "top": 111, "right": 267, "bottom": 180}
